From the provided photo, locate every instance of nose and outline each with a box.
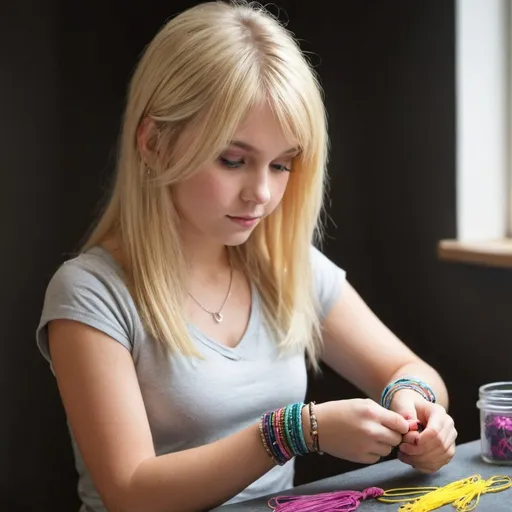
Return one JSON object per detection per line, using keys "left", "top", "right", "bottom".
{"left": 241, "top": 169, "right": 271, "bottom": 205}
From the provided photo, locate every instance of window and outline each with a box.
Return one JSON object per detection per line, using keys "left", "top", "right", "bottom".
{"left": 508, "top": 0, "right": 512, "bottom": 236}
{"left": 438, "top": 0, "right": 512, "bottom": 268}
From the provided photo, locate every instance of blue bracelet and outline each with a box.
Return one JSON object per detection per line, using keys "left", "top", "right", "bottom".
{"left": 380, "top": 376, "right": 437, "bottom": 409}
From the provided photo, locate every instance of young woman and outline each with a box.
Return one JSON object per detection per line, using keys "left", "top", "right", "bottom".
{"left": 36, "top": 2, "right": 457, "bottom": 511}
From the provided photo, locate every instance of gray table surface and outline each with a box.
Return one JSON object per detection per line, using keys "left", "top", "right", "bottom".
{"left": 215, "top": 440, "right": 512, "bottom": 511}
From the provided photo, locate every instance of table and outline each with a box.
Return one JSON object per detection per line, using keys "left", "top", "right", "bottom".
{"left": 216, "top": 441, "right": 512, "bottom": 511}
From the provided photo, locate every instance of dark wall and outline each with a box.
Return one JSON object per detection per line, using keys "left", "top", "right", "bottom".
{"left": 3, "top": 1, "right": 511, "bottom": 509}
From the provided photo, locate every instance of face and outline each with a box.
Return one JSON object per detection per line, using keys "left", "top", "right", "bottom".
{"left": 172, "top": 102, "right": 298, "bottom": 247}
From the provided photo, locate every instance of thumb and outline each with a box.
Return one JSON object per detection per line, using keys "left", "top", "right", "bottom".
{"left": 390, "top": 392, "right": 425, "bottom": 446}
{"left": 389, "top": 391, "right": 421, "bottom": 433}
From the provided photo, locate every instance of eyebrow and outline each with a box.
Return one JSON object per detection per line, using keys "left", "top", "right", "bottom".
{"left": 229, "top": 140, "right": 300, "bottom": 156}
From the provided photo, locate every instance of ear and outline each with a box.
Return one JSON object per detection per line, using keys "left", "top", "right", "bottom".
{"left": 136, "top": 116, "right": 159, "bottom": 165}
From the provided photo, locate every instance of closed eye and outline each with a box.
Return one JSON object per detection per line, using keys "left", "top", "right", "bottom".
{"left": 219, "top": 158, "right": 291, "bottom": 172}
{"left": 271, "top": 163, "right": 291, "bottom": 172}
{"left": 219, "top": 157, "right": 244, "bottom": 169}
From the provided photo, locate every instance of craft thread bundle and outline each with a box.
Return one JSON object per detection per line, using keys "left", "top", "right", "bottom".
{"left": 477, "top": 381, "right": 512, "bottom": 464}
{"left": 268, "top": 486, "right": 436, "bottom": 512}
{"left": 268, "top": 487, "right": 384, "bottom": 511}
{"left": 267, "top": 474, "right": 511, "bottom": 512}
{"left": 483, "top": 413, "right": 512, "bottom": 462}
{"left": 381, "top": 474, "right": 512, "bottom": 512}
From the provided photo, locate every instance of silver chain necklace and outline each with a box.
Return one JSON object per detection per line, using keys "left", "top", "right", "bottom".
{"left": 188, "top": 264, "right": 233, "bottom": 323}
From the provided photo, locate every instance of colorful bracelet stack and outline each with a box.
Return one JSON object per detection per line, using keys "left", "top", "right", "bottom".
{"left": 380, "top": 376, "right": 437, "bottom": 410}
{"left": 259, "top": 402, "right": 320, "bottom": 466}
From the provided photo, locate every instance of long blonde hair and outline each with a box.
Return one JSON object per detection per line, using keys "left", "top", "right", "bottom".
{"left": 83, "top": 0, "right": 330, "bottom": 367}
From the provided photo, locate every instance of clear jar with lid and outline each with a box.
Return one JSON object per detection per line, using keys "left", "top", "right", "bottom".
{"left": 476, "top": 381, "right": 512, "bottom": 464}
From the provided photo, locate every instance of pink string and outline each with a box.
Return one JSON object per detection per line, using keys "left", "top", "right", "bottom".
{"left": 268, "top": 487, "right": 384, "bottom": 511}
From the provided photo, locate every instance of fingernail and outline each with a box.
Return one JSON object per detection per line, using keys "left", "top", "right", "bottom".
{"left": 404, "top": 415, "right": 412, "bottom": 420}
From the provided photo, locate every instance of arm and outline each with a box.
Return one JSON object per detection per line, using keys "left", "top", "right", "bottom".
{"left": 320, "top": 281, "right": 449, "bottom": 409}
{"left": 319, "top": 281, "right": 457, "bottom": 472}
{"left": 48, "top": 319, "right": 275, "bottom": 512}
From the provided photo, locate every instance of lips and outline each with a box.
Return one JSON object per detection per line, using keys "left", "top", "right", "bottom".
{"left": 228, "top": 215, "right": 262, "bottom": 220}
{"left": 226, "top": 215, "right": 262, "bottom": 228}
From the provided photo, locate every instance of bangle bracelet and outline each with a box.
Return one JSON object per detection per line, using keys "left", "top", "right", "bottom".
{"left": 380, "top": 376, "right": 437, "bottom": 409}
{"left": 259, "top": 402, "right": 311, "bottom": 466}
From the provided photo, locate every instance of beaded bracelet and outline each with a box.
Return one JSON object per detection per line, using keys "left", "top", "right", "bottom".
{"left": 308, "top": 401, "right": 323, "bottom": 455}
{"left": 380, "top": 376, "right": 437, "bottom": 410}
{"left": 259, "top": 402, "right": 320, "bottom": 466}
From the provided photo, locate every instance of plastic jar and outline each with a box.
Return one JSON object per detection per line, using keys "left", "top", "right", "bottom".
{"left": 476, "top": 381, "right": 512, "bottom": 464}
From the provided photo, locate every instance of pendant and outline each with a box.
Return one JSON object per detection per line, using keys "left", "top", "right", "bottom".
{"left": 213, "top": 312, "right": 223, "bottom": 323}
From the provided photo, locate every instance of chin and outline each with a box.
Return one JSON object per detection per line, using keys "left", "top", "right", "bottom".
{"left": 223, "top": 232, "right": 254, "bottom": 247}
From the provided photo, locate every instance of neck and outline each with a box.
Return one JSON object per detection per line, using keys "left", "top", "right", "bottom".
{"left": 181, "top": 233, "right": 231, "bottom": 281}
{"left": 102, "top": 230, "right": 231, "bottom": 282}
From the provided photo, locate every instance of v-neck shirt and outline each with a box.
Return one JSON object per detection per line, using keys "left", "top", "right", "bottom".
{"left": 36, "top": 245, "right": 346, "bottom": 512}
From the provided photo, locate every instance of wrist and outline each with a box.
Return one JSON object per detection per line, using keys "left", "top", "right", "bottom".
{"left": 301, "top": 401, "right": 324, "bottom": 455}
{"left": 389, "top": 388, "right": 426, "bottom": 410}
{"left": 380, "top": 376, "right": 436, "bottom": 410}
{"left": 259, "top": 402, "right": 317, "bottom": 466}
{"left": 301, "top": 404, "right": 314, "bottom": 451}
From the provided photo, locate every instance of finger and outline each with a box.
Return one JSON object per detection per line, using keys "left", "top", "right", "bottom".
{"left": 400, "top": 425, "right": 451, "bottom": 456}
{"left": 400, "top": 421, "right": 450, "bottom": 456}
{"left": 400, "top": 432, "right": 456, "bottom": 457}
{"left": 415, "top": 416, "right": 456, "bottom": 454}
{"left": 373, "top": 442, "right": 396, "bottom": 458}
{"left": 416, "top": 406, "right": 447, "bottom": 446}
{"left": 401, "top": 430, "right": 420, "bottom": 445}
{"left": 399, "top": 442, "right": 456, "bottom": 469}
{"left": 441, "top": 422, "right": 458, "bottom": 448}
{"left": 446, "top": 426, "right": 458, "bottom": 447}
{"left": 400, "top": 453, "right": 452, "bottom": 473}
{"left": 379, "top": 408, "right": 410, "bottom": 435}
{"left": 399, "top": 438, "right": 427, "bottom": 456}
{"left": 371, "top": 424, "right": 404, "bottom": 447}
{"left": 397, "top": 451, "right": 441, "bottom": 473}
{"left": 359, "top": 453, "right": 382, "bottom": 465}
{"left": 408, "top": 419, "right": 420, "bottom": 432}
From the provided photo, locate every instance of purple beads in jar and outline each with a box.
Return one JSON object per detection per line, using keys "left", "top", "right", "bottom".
{"left": 477, "top": 382, "right": 512, "bottom": 465}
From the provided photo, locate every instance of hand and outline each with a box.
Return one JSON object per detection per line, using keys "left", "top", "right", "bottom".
{"left": 390, "top": 389, "right": 458, "bottom": 473}
{"left": 313, "top": 399, "right": 410, "bottom": 464}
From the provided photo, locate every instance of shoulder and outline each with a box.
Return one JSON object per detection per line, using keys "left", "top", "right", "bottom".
{"left": 309, "top": 244, "right": 347, "bottom": 319}
{"left": 46, "top": 246, "right": 127, "bottom": 300}
{"left": 37, "top": 247, "right": 137, "bottom": 361}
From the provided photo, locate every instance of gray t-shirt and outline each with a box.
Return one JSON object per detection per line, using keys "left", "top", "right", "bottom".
{"left": 36, "top": 245, "right": 345, "bottom": 512}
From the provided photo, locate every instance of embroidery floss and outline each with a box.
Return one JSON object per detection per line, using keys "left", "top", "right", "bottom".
{"left": 267, "top": 475, "right": 511, "bottom": 512}
{"left": 380, "top": 474, "right": 512, "bottom": 512}
{"left": 268, "top": 487, "right": 385, "bottom": 511}
{"left": 483, "top": 414, "right": 512, "bottom": 462}
{"left": 477, "top": 381, "right": 512, "bottom": 464}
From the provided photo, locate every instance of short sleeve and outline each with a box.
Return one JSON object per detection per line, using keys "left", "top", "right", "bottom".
{"left": 36, "top": 257, "right": 134, "bottom": 365}
{"left": 310, "top": 245, "right": 346, "bottom": 319}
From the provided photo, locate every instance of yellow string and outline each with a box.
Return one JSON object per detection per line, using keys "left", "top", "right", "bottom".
{"left": 377, "top": 487, "right": 440, "bottom": 503}
{"left": 376, "top": 474, "right": 511, "bottom": 512}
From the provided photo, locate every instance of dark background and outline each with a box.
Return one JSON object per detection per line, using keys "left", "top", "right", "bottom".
{"left": 2, "top": 1, "right": 511, "bottom": 510}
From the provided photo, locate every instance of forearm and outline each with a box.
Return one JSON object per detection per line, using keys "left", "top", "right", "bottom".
{"left": 387, "top": 361, "right": 449, "bottom": 410}
{"left": 124, "top": 423, "right": 275, "bottom": 512}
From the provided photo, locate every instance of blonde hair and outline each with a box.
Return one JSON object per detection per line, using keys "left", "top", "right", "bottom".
{"left": 83, "top": 0, "right": 329, "bottom": 367}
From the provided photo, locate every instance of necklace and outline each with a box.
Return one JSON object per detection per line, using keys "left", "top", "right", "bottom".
{"left": 188, "top": 264, "right": 233, "bottom": 323}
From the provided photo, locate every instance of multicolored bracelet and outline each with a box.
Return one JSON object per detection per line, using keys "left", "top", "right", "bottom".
{"left": 259, "top": 402, "right": 320, "bottom": 466}
{"left": 380, "top": 376, "right": 436, "bottom": 410}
